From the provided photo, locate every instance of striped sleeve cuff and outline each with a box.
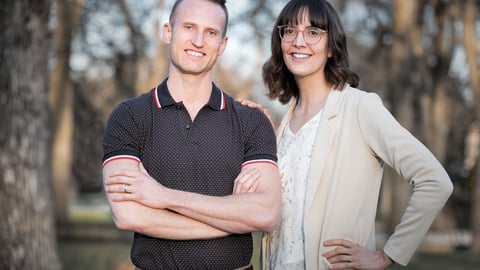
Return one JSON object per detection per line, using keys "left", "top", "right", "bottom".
{"left": 102, "top": 155, "right": 141, "bottom": 167}
{"left": 242, "top": 159, "right": 278, "bottom": 167}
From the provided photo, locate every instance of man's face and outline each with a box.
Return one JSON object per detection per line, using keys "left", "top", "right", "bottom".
{"left": 163, "top": 0, "right": 228, "bottom": 76}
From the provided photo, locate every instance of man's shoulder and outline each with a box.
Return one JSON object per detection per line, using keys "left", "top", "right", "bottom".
{"left": 229, "top": 97, "right": 264, "bottom": 121}
{"left": 114, "top": 89, "right": 154, "bottom": 113}
{"left": 108, "top": 88, "right": 155, "bottom": 124}
{"left": 228, "top": 97, "right": 274, "bottom": 132}
{"left": 122, "top": 88, "right": 154, "bottom": 108}
{"left": 215, "top": 89, "right": 269, "bottom": 126}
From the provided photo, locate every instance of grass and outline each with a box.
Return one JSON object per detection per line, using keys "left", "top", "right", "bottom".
{"left": 390, "top": 251, "right": 480, "bottom": 270}
{"left": 58, "top": 239, "right": 480, "bottom": 270}
{"left": 58, "top": 240, "right": 132, "bottom": 270}
{"left": 61, "top": 193, "right": 480, "bottom": 269}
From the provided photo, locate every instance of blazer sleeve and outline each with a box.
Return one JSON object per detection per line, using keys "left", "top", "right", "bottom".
{"left": 356, "top": 93, "right": 453, "bottom": 266}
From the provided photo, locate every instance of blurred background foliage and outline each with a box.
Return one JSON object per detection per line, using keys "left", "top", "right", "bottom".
{"left": 0, "top": 0, "right": 479, "bottom": 269}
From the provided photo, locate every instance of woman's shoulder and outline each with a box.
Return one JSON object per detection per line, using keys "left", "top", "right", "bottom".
{"left": 343, "top": 85, "right": 379, "bottom": 99}
{"left": 341, "top": 86, "right": 386, "bottom": 109}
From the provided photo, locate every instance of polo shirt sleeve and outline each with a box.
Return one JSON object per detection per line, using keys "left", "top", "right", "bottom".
{"left": 102, "top": 101, "right": 143, "bottom": 166}
{"left": 242, "top": 108, "right": 278, "bottom": 167}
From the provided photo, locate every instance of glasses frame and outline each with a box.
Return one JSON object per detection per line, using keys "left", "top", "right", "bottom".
{"left": 277, "top": 25, "right": 327, "bottom": 45}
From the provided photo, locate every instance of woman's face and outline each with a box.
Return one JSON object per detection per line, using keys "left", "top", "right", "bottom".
{"left": 280, "top": 11, "right": 331, "bottom": 80}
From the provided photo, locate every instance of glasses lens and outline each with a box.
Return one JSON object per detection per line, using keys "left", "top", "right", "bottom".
{"left": 304, "top": 27, "right": 322, "bottom": 44}
{"left": 279, "top": 26, "right": 294, "bottom": 42}
{"left": 278, "top": 25, "right": 325, "bottom": 45}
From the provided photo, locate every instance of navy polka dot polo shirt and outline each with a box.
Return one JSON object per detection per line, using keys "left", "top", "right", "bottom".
{"left": 103, "top": 79, "right": 277, "bottom": 269}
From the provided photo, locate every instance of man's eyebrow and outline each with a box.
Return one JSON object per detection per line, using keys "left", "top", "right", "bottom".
{"left": 182, "top": 21, "right": 222, "bottom": 33}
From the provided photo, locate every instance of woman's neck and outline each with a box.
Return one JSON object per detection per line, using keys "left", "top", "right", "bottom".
{"left": 289, "top": 77, "right": 331, "bottom": 133}
{"left": 295, "top": 76, "right": 331, "bottom": 114}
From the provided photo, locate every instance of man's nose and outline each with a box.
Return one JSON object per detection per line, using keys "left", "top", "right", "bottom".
{"left": 192, "top": 32, "right": 205, "bottom": 47}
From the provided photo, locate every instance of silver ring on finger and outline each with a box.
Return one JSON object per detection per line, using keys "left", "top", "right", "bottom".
{"left": 124, "top": 184, "right": 129, "bottom": 193}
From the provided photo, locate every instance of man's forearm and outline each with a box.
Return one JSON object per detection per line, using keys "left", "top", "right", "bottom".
{"left": 103, "top": 159, "right": 229, "bottom": 240}
{"left": 163, "top": 164, "right": 281, "bottom": 233}
{"left": 166, "top": 191, "right": 278, "bottom": 233}
{"left": 105, "top": 161, "right": 281, "bottom": 235}
{"left": 110, "top": 200, "right": 229, "bottom": 240}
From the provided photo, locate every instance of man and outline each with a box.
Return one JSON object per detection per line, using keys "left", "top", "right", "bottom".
{"left": 102, "top": 0, "right": 281, "bottom": 269}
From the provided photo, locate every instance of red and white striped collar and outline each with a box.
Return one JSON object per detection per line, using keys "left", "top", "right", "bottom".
{"left": 153, "top": 79, "right": 227, "bottom": 111}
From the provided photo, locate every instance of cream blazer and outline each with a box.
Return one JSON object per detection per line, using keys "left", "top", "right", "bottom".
{"left": 263, "top": 86, "right": 453, "bottom": 269}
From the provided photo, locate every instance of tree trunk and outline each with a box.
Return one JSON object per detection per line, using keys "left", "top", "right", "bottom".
{"left": 137, "top": 0, "right": 168, "bottom": 93}
{"left": 423, "top": 1, "right": 455, "bottom": 164}
{"left": 384, "top": 0, "right": 419, "bottom": 232}
{"left": 419, "top": 1, "right": 458, "bottom": 232}
{"left": 0, "top": 0, "right": 60, "bottom": 269}
{"left": 472, "top": 160, "right": 480, "bottom": 252}
{"left": 50, "top": 0, "right": 84, "bottom": 225}
{"left": 462, "top": 0, "right": 480, "bottom": 253}
{"left": 113, "top": 0, "right": 145, "bottom": 98}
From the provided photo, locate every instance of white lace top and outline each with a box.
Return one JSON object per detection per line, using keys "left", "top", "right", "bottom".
{"left": 268, "top": 111, "right": 322, "bottom": 270}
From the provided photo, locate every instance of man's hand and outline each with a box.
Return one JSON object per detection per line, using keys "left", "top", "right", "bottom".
{"left": 104, "top": 166, "right": 169, "bottom": 209}
{"left": 322, "top": 239, "right": 394, "bottom": 270}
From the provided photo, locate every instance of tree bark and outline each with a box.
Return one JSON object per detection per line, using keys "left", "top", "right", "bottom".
{"left": 462, "top": 0, "right": 480, "bottom": 253}
{"left": 112, "top": 0, "right": 145, "bottom": 98}
{"left": 419, "top": 0, "right": 458, "bottom": 232}
{"left": 137, "top": 0, "right": 168, "bottom": 93}
{"left": 50, "top": 0, "right": 84, "bottom": 224}
{"left": 0, "top": 0, "right": 61, "bottom": 269}
{"left": 384, "top": 0, "right": 419, "bottom": 232}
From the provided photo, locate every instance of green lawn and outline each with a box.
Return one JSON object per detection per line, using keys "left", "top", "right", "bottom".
{"left": 58, "top": 240, "right": 480, "bottom": 270}
{"left": 58, "top": 240, "right": 132, "bottom": 270}
{"left": 390, "top": 251, "right": 480, "bottom": 270}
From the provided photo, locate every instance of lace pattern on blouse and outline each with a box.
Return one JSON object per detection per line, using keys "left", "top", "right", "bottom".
{"left": 268, "top": 111, "right": 322, "bottom": 270}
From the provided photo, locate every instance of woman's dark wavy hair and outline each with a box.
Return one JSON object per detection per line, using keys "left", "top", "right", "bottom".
{"left": 262, "top": 0, "right": 359, "bottom": 104}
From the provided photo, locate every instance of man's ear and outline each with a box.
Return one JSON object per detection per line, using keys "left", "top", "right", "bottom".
{"left": 163, "top": 23, "right": 172, "bottom": 44}
{"left": 217, "top": 35, "right": 228, "bottom": 56}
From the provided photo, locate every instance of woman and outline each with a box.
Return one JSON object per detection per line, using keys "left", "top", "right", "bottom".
{"left": 259, "top": 0, "right": 453, "bottom": 269}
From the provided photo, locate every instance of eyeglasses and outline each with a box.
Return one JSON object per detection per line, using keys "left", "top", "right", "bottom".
{"left": 277, "top": 25, "right": 327, "bottom": 45}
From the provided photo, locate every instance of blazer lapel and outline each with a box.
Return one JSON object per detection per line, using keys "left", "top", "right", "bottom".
{"left": 304, "top": 90, "right": 342, "bottom": 212}
{"left": 275, "top": 90, "right": 343, "bottom": 212}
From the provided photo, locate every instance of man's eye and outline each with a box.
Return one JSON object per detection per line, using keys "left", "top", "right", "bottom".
{"left": 207, "top": 30, "right": 218, "bottom": 36}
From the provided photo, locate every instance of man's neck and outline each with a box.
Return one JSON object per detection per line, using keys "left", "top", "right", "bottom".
{"left": 167, "top": 72, "right": 213, "bottom": 103}
{"left": 166, "top": 72, "right": 213, "bottom": 120}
